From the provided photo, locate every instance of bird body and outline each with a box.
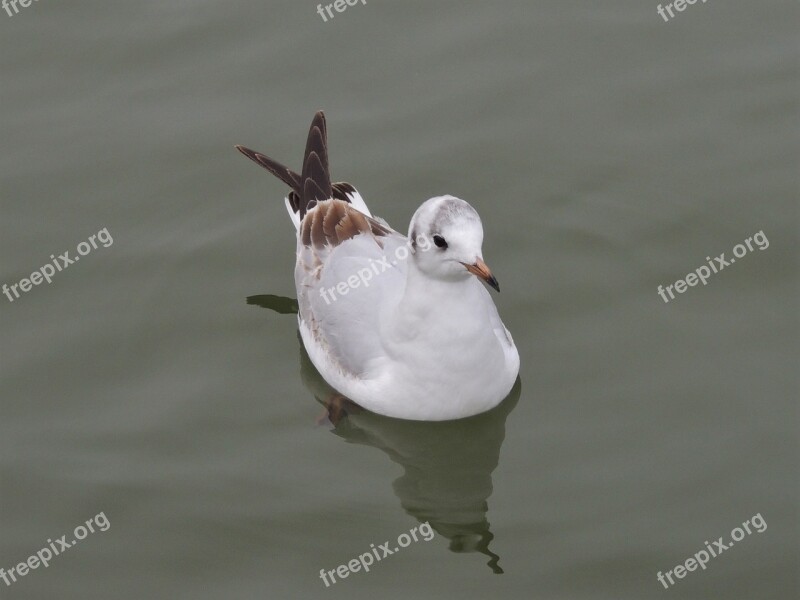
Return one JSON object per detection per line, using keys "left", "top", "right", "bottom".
{"left": 237, "top": 112, "right": 519, "bottom": 420}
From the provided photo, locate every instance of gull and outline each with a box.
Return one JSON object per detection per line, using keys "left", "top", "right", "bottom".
{"left": 236, "top": 112, "right": 519, "bottom": 421}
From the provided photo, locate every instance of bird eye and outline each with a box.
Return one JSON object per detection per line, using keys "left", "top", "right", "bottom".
{"left": 433, "top": 235, "right": 448, "bottom": 249}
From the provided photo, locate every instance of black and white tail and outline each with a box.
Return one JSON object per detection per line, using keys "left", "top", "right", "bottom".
{"left": 236, "top": 111, "right": 371, "bottom": 230}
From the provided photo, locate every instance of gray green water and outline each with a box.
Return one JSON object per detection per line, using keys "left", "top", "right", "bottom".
{"left": 1, "top": 1, "right": 797, "bottom": 598}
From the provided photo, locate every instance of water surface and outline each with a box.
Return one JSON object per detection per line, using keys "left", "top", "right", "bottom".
{"left": 1, "top": 1, "right": 797, "bottom": 598}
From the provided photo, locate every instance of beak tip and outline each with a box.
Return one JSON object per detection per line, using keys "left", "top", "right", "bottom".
{"left": 461, "top": 260, "right": 500, "bottom": 292}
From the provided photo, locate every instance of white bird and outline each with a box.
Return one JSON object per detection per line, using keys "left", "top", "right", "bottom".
{"left": 237, "top": 112, "right": 519, "bottom": 421}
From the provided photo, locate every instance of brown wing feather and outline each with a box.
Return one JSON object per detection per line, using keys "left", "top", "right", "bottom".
{"left": 321, "top": 200, "right": 347, "bottom": 245}
{"left": 300, "top": 200, "right": 389, "bottom": 251}
{"left": 310, "top": 203, "right": 327, "bottom": 249}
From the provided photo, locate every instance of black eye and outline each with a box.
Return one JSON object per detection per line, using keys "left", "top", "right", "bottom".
{"left": 433, "top": 235, "right": 448, "bottom": 249}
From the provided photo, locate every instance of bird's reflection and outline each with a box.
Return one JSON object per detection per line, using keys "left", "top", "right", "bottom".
{"left": 248, "top": 293, "right": 521, "bottom": 574}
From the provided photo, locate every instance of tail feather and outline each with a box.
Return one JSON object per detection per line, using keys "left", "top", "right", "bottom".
{"left": 237, "top": 111, "right": 369, "bottom": 225}
{"left": 300, "top": 113, "right": 332, "bottom": 214}
{"left": 303, "top": 175, "right": 328, "bottom": 210}
{"left": 234, "top": 145, "right": 300, "bottom": 191}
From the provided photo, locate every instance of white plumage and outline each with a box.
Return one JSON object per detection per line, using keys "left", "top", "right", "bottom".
{"left": 237, "top": 112, "right": 519, "bottom": 420}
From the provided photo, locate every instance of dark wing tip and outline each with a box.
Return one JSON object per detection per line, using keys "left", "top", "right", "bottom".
{"left": 299, "top": 113, "right": 333, "bottom": 216}
{"left": 237, "top": 111, "right": 335, "bottom": 220}
{"left": 236, "top": 144, "right": 301, "bottom": 192}
{"left": 303, "top": 151, "right": 331, "bottom": 198}
{"left": 303, "top": 177, "right": 327, "bottom": 207}
{"left": 331, "top": 182, "right": 357, "bottom": 201}
{"left": 312, "top": 110, "right": 326, "bottom": 133}
{"left": 235, "top": 144, "right": 255, "bottom": 158}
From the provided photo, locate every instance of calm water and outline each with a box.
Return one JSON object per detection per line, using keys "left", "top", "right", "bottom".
{"left": 1, "top": 1, "right": 797, "bottom": 598}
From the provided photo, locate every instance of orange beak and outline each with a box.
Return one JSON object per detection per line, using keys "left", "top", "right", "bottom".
{"left": 461, "top": 258, "right": 500, "bottom": 292}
